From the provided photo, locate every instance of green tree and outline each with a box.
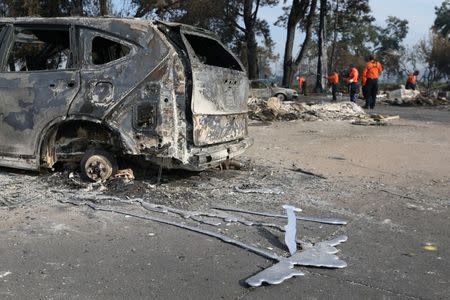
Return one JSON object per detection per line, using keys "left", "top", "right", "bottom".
{"left": 418, "top": 1, "right": 450, "bottom": 84}
{"left": 375, "top": 16, "right": 409, "bottom": 77}
{"left": 326, "top": 0, "right": 377, "bottom": 73}
{"left": 433, "top": 0, "right": 450, "bottom": 38}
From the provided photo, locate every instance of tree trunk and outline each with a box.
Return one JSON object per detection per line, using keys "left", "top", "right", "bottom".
{"left": 282, "top": 0, "right": 310, "bottom": 87}
{"left": 243, "top": 0, "right": 259, "bottom": 79}
{"left": 314, "top": 0, "right": 327, "bottom": 93}
{"left": 328, "top": 0, "right": 339, "bottom": 72}
{"left": 99, "top": 0, "right": 108, "bottom": 16}
{"left": 284, "top": 0, "right": 317, "bottom": 88}
{"left": 72, "top": 0, "right": 84, "bottom": 16}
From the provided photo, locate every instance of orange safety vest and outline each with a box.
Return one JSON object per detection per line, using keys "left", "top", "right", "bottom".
{"left": 347, "top": 68, "right": 359, "bottom": 83}
{"left": 407, "top": 73, "right": 417, "bottom": 84}
{"left": 298, "top": 76, "right": 305, "bottom": 86}
{"left": 327, "top": 73, "right": 339, "bottom": 84}
{"left": 363, "top": 60, "right": 383, "bottom": 80}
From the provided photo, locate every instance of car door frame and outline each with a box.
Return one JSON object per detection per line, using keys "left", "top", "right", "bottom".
{"left": 0, "top": 22, "right": 81, "bottom": 170}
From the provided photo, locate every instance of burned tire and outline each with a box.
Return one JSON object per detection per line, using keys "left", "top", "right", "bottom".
{"left": 276, "top": 93, "right": 287, "bottom": 101}
{"left": 80, "top": 149, "right": 118, "bottom": 182}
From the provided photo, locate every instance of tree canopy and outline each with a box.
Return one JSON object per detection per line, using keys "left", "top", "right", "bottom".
{"left": 0, "top": 0, "right": 444, "bottom": 84}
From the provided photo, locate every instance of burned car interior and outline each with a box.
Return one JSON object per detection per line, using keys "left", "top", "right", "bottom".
{"left": 0, "top": 18, "right": 252, "bottom": 182}
{"left": 91, "top": 36, "right": 130, "bottom": 65}
{"left": 7, "top": 27, "right": 72, "bottom": 72}
{"left": 184, "top": 33, "right": 242, "bottom": 71}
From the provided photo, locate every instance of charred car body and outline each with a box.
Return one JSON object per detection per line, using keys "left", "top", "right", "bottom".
{"left": 0, "top": 18, "right": 252, "bottom": 181}
{"left": 250, "top": 79, "right": 298, "bottom": 101}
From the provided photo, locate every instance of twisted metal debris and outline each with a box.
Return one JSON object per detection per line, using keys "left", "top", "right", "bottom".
{"left": 59, "top": 198, "right": 348, "bottom": 287}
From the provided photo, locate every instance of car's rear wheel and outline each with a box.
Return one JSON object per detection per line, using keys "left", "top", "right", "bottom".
{"left": 276, "top": 93, "right": 286, "bottom": 101}
{"left": 80, "top": 149, "right": 118, "bottom": 182}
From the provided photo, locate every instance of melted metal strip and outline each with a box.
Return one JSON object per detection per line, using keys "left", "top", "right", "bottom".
{"left": 59, "top": 199, "right": 280, "bottom": 262}
{"left": 190, "top": 215, "right": 222, "bottom": 226}
{"left": 282, "top": 205, "right": 302, "bottom": 255}
{"left": 137, "top": 199, "right": 285, "bottom": 231}
{"left": 68, "top": 192, "right": 287, "bottom": 231}
{"left": 213, "top": 206, "right": 348, "bottom": 225}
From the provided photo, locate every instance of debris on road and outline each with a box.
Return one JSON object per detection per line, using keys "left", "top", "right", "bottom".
{"left": 114, "top": 168, "right": 135, "bottom": 181}
{"left": 59, "top": 196, "right": 348, "bottom": 287}
{"left": 248, "top": 97, "right": 366, "bottom": 122}
{"left": 248, "top": 97, "right": 399, "bottom": 125}
{"left": 234, "top": 184, "right": 284, "bottom": 195}
{"left": 290, "top": 166, "right": 328, "bottom": 179}
{"left": 385, "top": 86, "right": 421, "bottom": 104}
{"left": 246, "top": 235, "right": 348, "bottom": 287}
{"left": 0, "top": 271, "right": 12, "bottom": 279}
{"left": 245, "top": 204, "right": 347, "bottom": 287}
{"left": 351, "top": 114, "right": 400, "bottom": 126}
{"left": 380, "top": 86, "right": 450, "bottom": 106}
{"left": 423, "top": 243, "right": 438, "bottom": 252}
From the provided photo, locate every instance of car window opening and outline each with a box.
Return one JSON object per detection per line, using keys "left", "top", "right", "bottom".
{"left": 92, "top": 36, "right": 130, "bottom": 65}
{"left": 184, "top": 34, "right": 242, "bottom": 71}
{"left": 7, "top": 28, "right": 71, "bottom": 72}
{"left": 251, "top": 81, "right": 268, "bottom": 89}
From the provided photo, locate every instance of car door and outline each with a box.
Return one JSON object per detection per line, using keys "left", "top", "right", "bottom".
{"left": 0, "top": 24, "right": 80, "bottom": 170}
{"left": 250, "top": 81, "right": 271, "bottom": 99}
{"left": 67, "top": 29, "right": 136, "bottom": 120}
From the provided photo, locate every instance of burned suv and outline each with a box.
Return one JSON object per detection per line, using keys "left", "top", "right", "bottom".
{"left": 0, "top": 18, "right": 252, "bottom": 181}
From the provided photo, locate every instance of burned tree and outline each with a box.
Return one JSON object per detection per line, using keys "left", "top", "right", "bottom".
{"left": 281, "top": 0, "right": 318, "bottom": 88}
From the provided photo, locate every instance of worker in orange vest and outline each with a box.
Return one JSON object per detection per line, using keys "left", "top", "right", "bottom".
{"left": 362, "top": 55, "right": 383, "bottom": 109}
{"left": 346, "top": 65, "right": 359, "bottom": 103}
{"left": 405, "top": 70, "right": 419, "bottom": 90}
{"left": 325, "top": 71, "right": 339, "bottom": 101}
{"left": 296, "top": 75, "right": 307, "bottom": 96}
{"left": 361, "top": 73, "right": 368, "bottom": 103}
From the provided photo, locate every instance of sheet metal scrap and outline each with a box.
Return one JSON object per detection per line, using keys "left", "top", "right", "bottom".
{"left": 246, "top": 205, "right": 347, "bottom": 287}
{"left": 245, "top": 236, "right": 348, "bottom": 287}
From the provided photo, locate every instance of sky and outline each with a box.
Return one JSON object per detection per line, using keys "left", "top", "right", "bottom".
{"left": 259, "top": 0, "right": 444, "bottom": 61}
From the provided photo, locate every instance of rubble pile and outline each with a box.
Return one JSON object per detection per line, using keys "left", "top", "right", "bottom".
{"left": 381, "top": 86, "right": 450, "bottom": 106}
{"left": 248, "top": 97, "right": 370, "bottom": 123}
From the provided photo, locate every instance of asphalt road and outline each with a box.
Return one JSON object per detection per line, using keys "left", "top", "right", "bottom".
{"left": 0, "top": 104, "right": 449, "bottom": 299}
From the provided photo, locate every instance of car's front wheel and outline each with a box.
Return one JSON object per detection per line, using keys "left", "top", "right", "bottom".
{"left": 80, "top": 149, "right": 118, "bottom": 182}
{"left": 276, "top": 93, "right": 287, "bottom": 101}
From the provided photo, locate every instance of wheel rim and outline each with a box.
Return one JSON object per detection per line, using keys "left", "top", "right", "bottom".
{"left": 84, "top": 155, "right": 113, "bottom": 182}
{"left": 277, "top": 94, "right": 285, "bottom": 101}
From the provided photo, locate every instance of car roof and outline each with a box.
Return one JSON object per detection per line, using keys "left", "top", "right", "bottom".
{"left": 0, "top": 17, "right": 155, "bottom": 46}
